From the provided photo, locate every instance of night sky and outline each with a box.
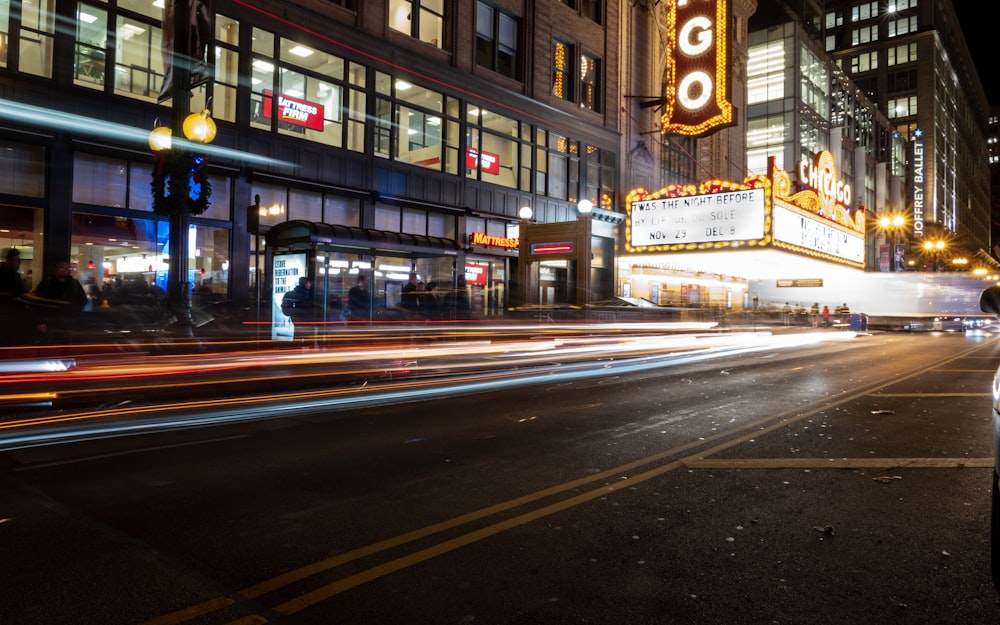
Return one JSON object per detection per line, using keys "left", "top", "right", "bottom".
{"left": 952, "top": 4, "right": 998, "bottom": 106}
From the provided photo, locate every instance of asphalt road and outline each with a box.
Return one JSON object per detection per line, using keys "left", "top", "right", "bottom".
{"left": 3, "top": 330, "right": 1000, "bottom": 624}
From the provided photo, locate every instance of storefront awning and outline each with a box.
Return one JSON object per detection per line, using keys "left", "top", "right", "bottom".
{"left": 265, "top": 219, "right": 462, "bottom": 258}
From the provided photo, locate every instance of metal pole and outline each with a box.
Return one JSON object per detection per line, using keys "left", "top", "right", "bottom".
{"left": 166, "top": 0, "right": 193, "bottom": 335}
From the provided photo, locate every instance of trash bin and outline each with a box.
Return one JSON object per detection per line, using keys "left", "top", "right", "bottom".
{"left": 849, "top": 312, "right": 868, "bottom": 331}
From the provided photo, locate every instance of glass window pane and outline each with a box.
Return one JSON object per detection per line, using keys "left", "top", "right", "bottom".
{"left": 75, "top": 3, "right": 107, "bottom": 89}
{"left": 324, "top": 196, "right": 361, "bottom": 226}
{"left": 0, "top": 0, "right": 10, "bottom": 68}
{"left": 114, "top": 16, "right": 163, "bottom": 101}
{"left": 0, "top": 140, "right": 45, "bottom": 197}
{"left": 375, "top": 205, "right": 400, "bottom": 231}
{"left": 19, "top": 0, "right": 55, "bottom": 78}
{"left": 401, "top": 207, "right": 425, "bottom": 235}
{"left": 290, "top": 188, "right": 322, "bottom": 221}
{"left": 72, "top": 212, "right": 167, "bottom": 305}
{"left": 73, "top": 153, "right": 127, "bottom": 207}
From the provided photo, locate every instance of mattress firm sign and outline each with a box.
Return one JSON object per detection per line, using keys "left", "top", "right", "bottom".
{"left": 629, "top": 188, "right": 764, "bottom": 247}
{"left": 772, "top": 200, "right": 864, "bottom": 264}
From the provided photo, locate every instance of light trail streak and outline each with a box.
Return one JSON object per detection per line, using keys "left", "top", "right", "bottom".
{"left": 0, "top": 330, "right": 857, "bottom": 450}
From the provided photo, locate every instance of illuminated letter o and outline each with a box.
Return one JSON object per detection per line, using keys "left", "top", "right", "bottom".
{"left": 678, "top": 71, "right": 713, "bottom": 110}
{"left": 679, "top": 17, "right": 714, "bottom": 56}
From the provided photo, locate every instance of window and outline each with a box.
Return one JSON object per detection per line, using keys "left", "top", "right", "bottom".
{"left": 800, "top": 45, "right": 829, "bottom": 119}
{"left": 75, "top": 3, "right": 107, "bottom": 89}
{"left": 850, "top": 51, "right": 878, "bottom": 73}
{"left": 889, "top": 69, "right": 916, "bottom": 91}
{"left": 476, "top": 2, "right": 520, "bottom": 80}
{"left": 825, "top": 11, "right": 843, "bottom": 28}
{"left": 388, "top": 0, "right": 446, "bottom": 49}
{"left": 851, "top": 25, "right": 878, "bottom": 45}
{"left": 887, "top": 43, "right": 917, "bottom": 66}
{"left": 552, "top": 39, "right": 574, "bottom": 102}
{"left": 213, "top": 15, "right": 240, "bottom": 123}
{"left": 747, "top": 39, "right": 786, "bottom": 105}
{"left": 0, "top": 140, "right": 45, "bottom": 197}
{"left": 888, "top": 95, "right": 917, "bottom": 118}
{"left": 581, "top": 0, "right": 600, "bottom": 23}
{"left": 19, "top": 0, "right": 56, "bottom": 77}
{"left": 850, "top": 1, "right": 878, "bottom": 22}
{"left": 114, "top": 15, "right": 164, "bottom": 100}
{"left": 580, "top": 52, "right": 600, "bottom": 112}
{"left": 888, "top": 16, "right": 917, "bottom": 37}
{"left": 888, "top": 0, "right": 917, "bottom": 11}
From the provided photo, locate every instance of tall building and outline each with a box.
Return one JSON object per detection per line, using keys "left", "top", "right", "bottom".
{"left": 823, "top": 0, "right": 992, "bottom": 266}
{"left": 0, "top": 0, "right": 625, "bottom": 322}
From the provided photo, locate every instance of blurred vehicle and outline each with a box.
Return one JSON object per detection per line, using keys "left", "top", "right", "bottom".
{"left": 978, "top": 285, "right": 1000, "bottom": 593}
{"left": 586, "top": 297, "right": 680, "bottom": 322}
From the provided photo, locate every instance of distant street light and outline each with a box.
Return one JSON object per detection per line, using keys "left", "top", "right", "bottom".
{"left": 875, "top": 212, "right": 906, "bottom": 271}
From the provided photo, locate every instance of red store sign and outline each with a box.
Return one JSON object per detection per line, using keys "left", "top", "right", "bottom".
{"left": 263, "top": 90, "right": 325, "bottom": 131}
{"left": 466, "top": 148, "right": 501, "bottom": 175}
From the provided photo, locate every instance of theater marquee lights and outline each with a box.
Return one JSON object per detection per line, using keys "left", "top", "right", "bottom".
{"left": 662, "top": 0, "right": 735, "bottom": 136}
{"left": 625, "top": 152, "right": 867, "bottom": 268}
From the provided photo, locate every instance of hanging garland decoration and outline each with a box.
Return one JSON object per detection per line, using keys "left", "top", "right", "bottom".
{"left": 151, "top": 149, "right": 212, "bottom": 217}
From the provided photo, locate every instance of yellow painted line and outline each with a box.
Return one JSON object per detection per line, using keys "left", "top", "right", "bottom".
{"left": 140, "top": 597, "right": 236, "bottom": 625}
{"left": 868, "top": 392, "right": 992, "bottom": 397}
{"left": 685, "top": 457, "right": 993, "bottom": 469}
{"left": 149, "top": 336, "right": 1000, "bottom": 625}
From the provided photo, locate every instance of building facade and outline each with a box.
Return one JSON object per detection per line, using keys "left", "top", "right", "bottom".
{"left": 0, "top": 0, "right": 623, "bottom": 321}
{"left": 823, "top": 0, "right": 992, "bottom": 262}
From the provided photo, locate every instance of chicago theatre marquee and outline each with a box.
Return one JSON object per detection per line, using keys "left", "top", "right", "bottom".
{"left": 618, "top": 151, "right": 866, "bottom": 310}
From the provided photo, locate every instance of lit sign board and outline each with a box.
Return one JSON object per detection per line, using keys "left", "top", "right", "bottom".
{"left": 627, "top": 187, "right": 765, "bottom": 249}
{"left": 271, "top": 252, "right": 306, "bottom": 340}
{"left": 912, "top": 130, "right": 925, "bottom": 238}
{"left": 531, "top": 242, "right": 574, "bottom": 255}
{"left": 772, "top": 200, "right": 865, "bottom": 265}
{"left": 466, "top": 148, "right": 501, "bottom": 175}
{"left": 263, "top": 90, "right": 325, "bottom": 131}
{"left": 796, "top": 150, "right": 852, "bottom": 210}
{"left": 776, "top": 279, "right": 823, "bottom": 287}
{"left": 470, "top": 231, "right": 519, "bottom": 250}
{"left": 662, "top": 0, "right": 734, "bottom": 136}
{"left": 624, "top": 154, "right": 867, "bottom": 268}
{"left": 465, "top": 262, "right": 488, "bottom": 286}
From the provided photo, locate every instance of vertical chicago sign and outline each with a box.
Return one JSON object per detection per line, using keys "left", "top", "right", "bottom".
{"left": 662, "top": 0, "right": 735, "bottom": 136}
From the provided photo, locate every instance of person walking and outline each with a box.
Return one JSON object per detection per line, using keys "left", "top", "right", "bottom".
{"left": 810, "top": 302, "right": 820, "bottom": 328}
{"left": 0, "top": 248, "right": 27, "bottom": 345}
{"left": 281, "top": 276, "right": 319, "bottom": 340}
{"left": 821, "top": 304, "right": 831, "bottom": 328}
{"left": 400, "top": 272, "right": 421, "bottom": 318}
{"left": 347, "top": 273, "right": 371, "bottom": 321}
{"left": 24, "top": 259, "right": 88, "bottom": 343}
{"left": 421, "top": 281, "right": 443, "bottom": 321}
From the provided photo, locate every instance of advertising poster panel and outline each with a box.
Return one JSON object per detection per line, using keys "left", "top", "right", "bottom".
{"left": 271, "top": 252, "right": 306, "bottom": 341}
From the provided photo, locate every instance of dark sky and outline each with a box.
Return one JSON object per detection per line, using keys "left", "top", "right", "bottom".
{"left": 952, "top": 4, "right": 998, "bottom": 105}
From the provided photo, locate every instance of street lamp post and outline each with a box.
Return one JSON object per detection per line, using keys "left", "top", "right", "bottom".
{"left": 150, "top": 0, "right": 213, "bottom": 336}
{"left": 247, "top": 194, "right": 262, "bottom": 330}
{"left": 878, "top": 214, "right": 905, "bottom": 271}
